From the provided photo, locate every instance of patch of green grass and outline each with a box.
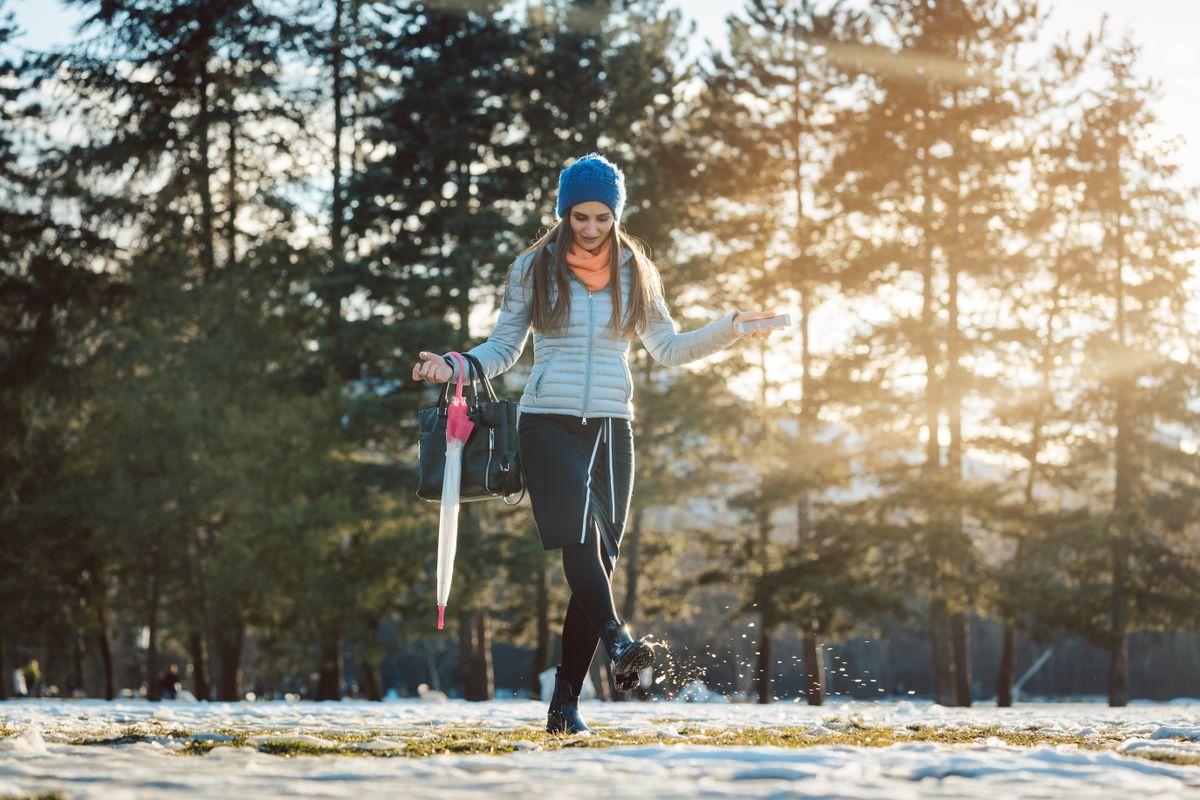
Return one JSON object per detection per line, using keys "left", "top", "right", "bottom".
{"left": 46, "top": 719, "right": 1197, "bottom": 768}
{"left": 179, "top": 740, "right": 223, "bottom": 756}
{"left": 617, "top": 720, "right": 1124, "bottom": 751}
{"left": 70, "top": 723, "right": 215, "bottom": 747}
{"left": 249, "top": 742, "right": 354, "bottom": 758}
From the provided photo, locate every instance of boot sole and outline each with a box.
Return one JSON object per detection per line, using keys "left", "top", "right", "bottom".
{"left": 614, "top": 671, "right": 639, "bottom": 692}
{"left": 612, "top": 641, "right": 654, "bottom": 690}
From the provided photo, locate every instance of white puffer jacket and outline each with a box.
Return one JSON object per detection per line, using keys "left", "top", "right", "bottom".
{"left": 444, "top": 244, "right": 740, "bottom": 422}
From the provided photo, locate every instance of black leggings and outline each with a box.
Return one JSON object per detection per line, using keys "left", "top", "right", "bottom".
{"left": 557, "top": 528, "right": 620, "bottom": 693}
{"left": 517, "top": 413, "right": 635, "bottom": 696}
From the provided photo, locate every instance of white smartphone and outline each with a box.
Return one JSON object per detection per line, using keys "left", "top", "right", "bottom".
{"left": 737, "top": 313, "right": 792, "bottom": 335}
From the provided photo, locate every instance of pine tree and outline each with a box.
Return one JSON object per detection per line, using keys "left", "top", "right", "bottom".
{"left": 693, "top": 0, "right": 913, "bottom": 705}
{"left": 981, "top": 29, "right": 1104, "bottom": 706}
{"left": 826, "top": 0, "right": 1042, "bottom": 705}
{"left": 31, "top": 0, "right": 353, "bottom": 701}
{"left": 1069, "top": 37, "right": 1200, "bottom": 706}
{"left": 0, "top": 1, "right": 123, "bottom": 699}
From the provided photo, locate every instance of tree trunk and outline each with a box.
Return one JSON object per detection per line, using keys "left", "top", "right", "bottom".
{"left": 330, "top": 0, "right": 347, "bottom": 263}
{"left": 225, "top": 92, "right": 239, "bottom": 269}
{"left": 206, "top": 630, "right": 220, "bottom": 701}
{"left": 454, "top": 160, "right": 474, "bottom": 337}
{"left": 316, "top": 631, "right": 342, "bottom": 701}
{"left": 145, "top": 575, "right": 161, "bottom": 701}
{"left": 621, "top": 506, "right": 644, "bottom": 623}
{"left": 184, "top": 517, "right": 213, "bottom": 701}
{"left": 196, "top": 26, "right": 216, "bottom": 279}
{"left": 189, "top": 630, "right": 209, "bottom": 701}
{"left": 919, "top": 151, "right": 952, "bottom": 706}
{"left": 756, "top": 616, "right": 773, "bottom": 704}
{"left": 216, "top": 621, "right": 244, "bottom": 701}
{"left": 946, "top": 198, "right": 971, "bottom": 709}
{"left": 72, "top": 632, "right": 85, "bottom": 697}
{"left": 470, "top": 609, "right": 494, "bottom": 701}
{"left": 533, "top": 555, "right": 549, "bottom": 699}
{"left": 457, "top": 608, "right": 475, "bottom": 699}
{"left": 459, "top": 608, "right": 494, "bottom": 702}
{"left": 921, "top": 159, "right": 940, "bottom": 472}
{"left": 996, "top": 620, "right": 1016, "bottom": 707}
{"left": 96, "top": 624, "right": 114, "bottom": 700}
{"left": 325, "top": 0, "right": 349, "bottom": 369}
{"left": 802, "top": 630, "right": 825, "bottom": 705}
{"left": 951, "top": 608, "right": 972, "bottom": 706}
{"left": 1108, "top": 207, "right": 1132, "bottom": 709}
{"left": 930, "top": 599, "right": 956, "bottom": 705}
{"left": 1108, "top": 535, "right": 1130, "bottom": 707}
{"left": 355, "top": 640, "right": 383, "bottom": 701}
{"left": 0, "top": 629, "right": 7, "bottom": 700}
{"left": 123, "top": 620, "right": 142, "bottom": 695}
{"left": 42, "top": 635, "right": 61, "bottom": 699}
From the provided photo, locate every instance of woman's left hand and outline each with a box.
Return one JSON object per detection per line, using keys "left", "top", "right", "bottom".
{"left": 733, "top": 309, "right": 784, "bottom": 341}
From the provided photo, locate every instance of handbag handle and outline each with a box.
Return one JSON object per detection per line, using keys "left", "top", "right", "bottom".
{"left": 460, "top": 353, "right": 500, "bottom": 403}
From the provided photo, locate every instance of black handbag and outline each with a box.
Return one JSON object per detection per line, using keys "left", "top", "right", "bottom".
{"left": 417, "top": 352, "right": 525, "bottom": 505}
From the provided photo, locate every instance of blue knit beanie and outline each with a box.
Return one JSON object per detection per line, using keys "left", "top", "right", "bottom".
{"left": 555, "top": 152, "right": 626, "bottom": 223}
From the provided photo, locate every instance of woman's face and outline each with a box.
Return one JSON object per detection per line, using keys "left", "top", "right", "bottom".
{"left": 568, "top": 201, "right": 615, "bottom": 252}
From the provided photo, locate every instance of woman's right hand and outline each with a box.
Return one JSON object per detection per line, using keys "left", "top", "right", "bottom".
{"left": 412, "top": 351, "right": 454, "bottom": 383}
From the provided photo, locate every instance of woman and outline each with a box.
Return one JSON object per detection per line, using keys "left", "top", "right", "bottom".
{"left": 412, "top": 153, "right": 782, "bottom": 734}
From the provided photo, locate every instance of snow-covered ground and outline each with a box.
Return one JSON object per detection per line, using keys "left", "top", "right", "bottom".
{"left": 2, "top": 697, "right": 1200, "bottom": 798}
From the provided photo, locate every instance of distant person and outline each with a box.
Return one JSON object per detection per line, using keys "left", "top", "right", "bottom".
{"left": 22, "top": 660, "right": 41, "bottom": 697}
{"left": 11, "top": 665, "right": 27, "bottom": 697}
{"left": 412, "top": 153, "right": 785, "bottom": 734}
{"left": 158, "top": 664, "right": 180, "bottom": 700}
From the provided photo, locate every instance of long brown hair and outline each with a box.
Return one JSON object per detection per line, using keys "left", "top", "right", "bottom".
{"left": 503, "top": 220, "right": 664, "bottom": 340}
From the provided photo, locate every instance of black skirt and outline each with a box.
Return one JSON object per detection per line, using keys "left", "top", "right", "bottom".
{"left": 517, "top": 412, "right": 634, "bottom": 560}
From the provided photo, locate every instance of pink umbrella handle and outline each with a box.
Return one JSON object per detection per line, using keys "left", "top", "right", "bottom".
{"left": 447, "top": 352, "right": 467, "bottom": 398}
{"left": 443, "top": 352, "right": 475, "bottom": 442}
{"left": 437, "top": 604, "right": 446, "bottom": 630}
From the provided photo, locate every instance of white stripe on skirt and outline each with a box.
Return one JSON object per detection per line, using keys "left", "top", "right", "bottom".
{"left": 607, "top": 418, "right": 615, "bottom": 523}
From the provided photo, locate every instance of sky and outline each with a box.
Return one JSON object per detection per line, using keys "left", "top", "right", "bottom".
{"left": 7, "top": 0, "right": 1199, "bottom": 185}
{"left": 678, "top": 0, "right": 1200, "bottom": 185}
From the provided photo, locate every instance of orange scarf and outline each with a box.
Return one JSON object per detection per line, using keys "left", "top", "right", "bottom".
{"left": 565, "top": 237, "right": 612, "bottom": 291}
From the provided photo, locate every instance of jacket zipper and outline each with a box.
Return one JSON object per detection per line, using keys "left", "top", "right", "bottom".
{"left": 582, "top": 288, "right": 593, "bottom": 425}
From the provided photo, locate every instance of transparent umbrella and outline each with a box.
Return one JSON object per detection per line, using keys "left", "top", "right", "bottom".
{"left": 436, "top": 352, "right": 474, "bottom": 630}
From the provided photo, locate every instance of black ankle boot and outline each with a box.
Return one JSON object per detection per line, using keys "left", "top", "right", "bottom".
{"left": 546, "top": 673, "right": 591, "bottom": 735}
{"left": 598, "top": 619, "right": 654, "bottom": 693}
